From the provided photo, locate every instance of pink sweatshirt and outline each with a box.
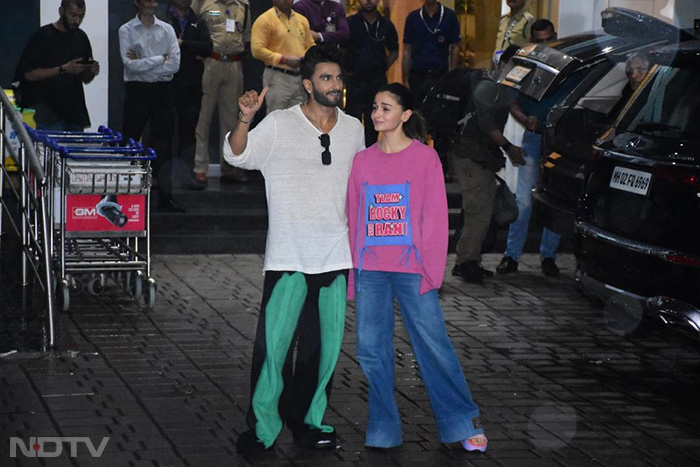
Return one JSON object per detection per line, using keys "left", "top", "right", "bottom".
{"left": 346, "top": 139, "right": 448, "bottom": 299}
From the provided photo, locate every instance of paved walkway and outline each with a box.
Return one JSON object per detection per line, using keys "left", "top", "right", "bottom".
{"left": 2, "top": 254, "right": 700, "bottom": 467}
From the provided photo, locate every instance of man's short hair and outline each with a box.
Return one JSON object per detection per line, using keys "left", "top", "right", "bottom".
{"left": 531, "top": 19, "right": 555, "bottom": 35}
{"left": 625, "top": 52, "right": 651, "bottom": 74}
{"left": 61, "top": 0, "right": 86, "bottom": 9}
{"left": 300, "top": 45, "right": 344, "bottom": 81}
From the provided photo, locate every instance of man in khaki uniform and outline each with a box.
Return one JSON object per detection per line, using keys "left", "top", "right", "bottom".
{"left": 493, "top": 0, "right": 534, "bottom": 67}
{"left": 190, "top": 0, "right": 251, "bottom": 188}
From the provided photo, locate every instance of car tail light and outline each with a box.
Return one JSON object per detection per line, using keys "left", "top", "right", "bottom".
{"left": 654, "top": 166, "right": 700, "bottom": 193}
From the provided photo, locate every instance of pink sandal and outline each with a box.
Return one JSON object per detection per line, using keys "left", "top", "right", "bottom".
{"left": 461, "top": 434, "right": 487, "bottom": 452}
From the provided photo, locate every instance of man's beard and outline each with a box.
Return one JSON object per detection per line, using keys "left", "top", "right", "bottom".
{"left": 61, "top": 17, "right": 80, "bottom": 31}
{"left": 312, "top": 87, "right": 342, "bottom": 108}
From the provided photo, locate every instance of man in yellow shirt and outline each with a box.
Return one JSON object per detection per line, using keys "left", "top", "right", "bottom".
{"left": 251, "top": 0, "right": 315, "bottom": 113}
{"left": 493, "top": 0, "right": 534, "bottom": 67}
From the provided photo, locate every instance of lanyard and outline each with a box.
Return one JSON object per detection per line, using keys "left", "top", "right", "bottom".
{"left": 419, "top": 4, "right": 444, "bottom": 35}
{"left": 363, "top": 18, "right": 385, "bottom": 42}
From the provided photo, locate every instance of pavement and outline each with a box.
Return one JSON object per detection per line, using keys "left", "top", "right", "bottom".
{"left": 2, "top": 253, "right": 700, "bottom": 467}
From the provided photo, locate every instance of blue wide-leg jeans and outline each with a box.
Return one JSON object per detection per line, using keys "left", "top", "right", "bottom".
{"left": 355, "top": 270, "right": 483, "bottom": 447}
{"left": 504, "top": 131, "right": 561, "bottom": 261}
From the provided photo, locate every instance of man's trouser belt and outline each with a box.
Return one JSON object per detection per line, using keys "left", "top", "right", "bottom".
{"left": 210, "top": 52, "right": 243, "bottom": 62}
{"left": 266, "top": 66, "right": 301, "bottom": 76}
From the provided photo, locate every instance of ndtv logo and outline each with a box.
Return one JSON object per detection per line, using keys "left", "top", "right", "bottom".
{"left": 9, "top": 437, "right": 110, "bottom": 458}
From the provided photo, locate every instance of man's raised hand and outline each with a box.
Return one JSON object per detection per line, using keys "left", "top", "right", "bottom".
{"left": 238, "top": 87, "right": 269, "bottom": 123}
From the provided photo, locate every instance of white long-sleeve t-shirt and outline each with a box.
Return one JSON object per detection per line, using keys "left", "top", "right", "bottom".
{"left": 119, "top": 15, "right": 181, "bottom": 83}
{"left": 223, "top": 105, "right": 364, "bottom": 274}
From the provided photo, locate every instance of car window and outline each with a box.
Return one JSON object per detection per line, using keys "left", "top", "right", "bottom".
{"left": 618, "top": 66, "right": 700, "bottom": 140}
{"left": 576, "top": 63, "right": 628, "bottom": 114}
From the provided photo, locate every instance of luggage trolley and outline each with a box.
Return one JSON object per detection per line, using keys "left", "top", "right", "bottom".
{"left": 28, "top": 127, "right": 131, "bottom": 259}
{"left": 39, "top": 132, "right": 157, "bottom": 311}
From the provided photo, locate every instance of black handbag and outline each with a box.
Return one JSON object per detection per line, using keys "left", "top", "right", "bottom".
{"left": 492, "top": 174, "right": 518, "bottom": 228}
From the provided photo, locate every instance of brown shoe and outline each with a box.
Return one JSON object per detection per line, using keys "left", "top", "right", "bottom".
{"left": 220, "top": 169, "right": 249, "bottom": 184}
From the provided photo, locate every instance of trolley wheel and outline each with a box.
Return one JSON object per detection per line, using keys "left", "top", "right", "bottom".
{"left": 122, "top": 272, "right": 132, "bottom": 293}
{"left": 68, "top": 275, "right": 83, "bottom": 295}
{"left": 87, "top": 276, "right": 105, "bottom": 296}
{"left": 144, "top": 279, "right": 157, "bottom": 311}
{"left": 56, "top": 280, "right": 70, "bottom": 312}
{"left": 130, "top": 273, "right": 143, "bottom": 299}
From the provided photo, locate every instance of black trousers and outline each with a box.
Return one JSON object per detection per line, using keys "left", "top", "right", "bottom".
{"left": 122, "top": 81, "right": 175, "bottom": 196}
{"left": 345, "top": 73, "right": 387, "bottom": 147}
{"left": 173, "top": 81, "right": 202, "bottom": 181}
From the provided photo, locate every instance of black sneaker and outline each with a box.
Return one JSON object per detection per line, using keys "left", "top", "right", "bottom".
{"left": 541, "top": 258, "right": 560, "bottom": 277}
{"left": 496, "top": 256, "right": 518, "bottom": 275}
{"left": 452, "top": 261, "right": 484, "bottom": 285}
{"left": 235, "top": 430, "right": 271, "bottom": 455}
{"left": 292, "top": 426, "right": 337, "bottom": 450}
{"left": 453, "top": 262, "right": 493, "bottom": 279}
{"left": 479, "top": 264, "right": 494, "bottom": 278}
{"left": 157, "top": 196, "right": 186, "bottom": 213}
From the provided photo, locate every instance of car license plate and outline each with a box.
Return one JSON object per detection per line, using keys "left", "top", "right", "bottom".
{"left": 609, "top": 166, "right": 651, "bottom": 195}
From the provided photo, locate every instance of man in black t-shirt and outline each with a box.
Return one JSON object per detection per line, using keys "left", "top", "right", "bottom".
{"left": 17, "top": 0, "right": 99, "bottom": 131}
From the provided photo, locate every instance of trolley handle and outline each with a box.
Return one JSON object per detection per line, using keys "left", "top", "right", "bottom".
{"left": 40, "top": 137, "right": 154, "bottom": 160}
{"left": 57, "top": 146, "right": 157, "bottom": 161}
{"left": 44, "top": 135, "right": 124, "bottom": 144}
{"left": 28, "top": 126, "right": 124, "bottom": 144}
{"left": 61, "top": 143, "right": 145, "bottom": 154}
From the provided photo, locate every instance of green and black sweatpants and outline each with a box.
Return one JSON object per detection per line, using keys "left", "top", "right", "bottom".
{"left": 244, "top": 269, "right": 348, "bottom": 448}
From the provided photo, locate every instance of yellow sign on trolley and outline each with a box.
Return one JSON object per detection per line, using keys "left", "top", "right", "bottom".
{"left": 3, "top": 89, "right": 36, "bottom": 172}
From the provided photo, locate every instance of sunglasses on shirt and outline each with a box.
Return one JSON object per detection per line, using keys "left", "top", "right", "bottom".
{"left": 319, "top": 134, "right": 331, "bottom": 166}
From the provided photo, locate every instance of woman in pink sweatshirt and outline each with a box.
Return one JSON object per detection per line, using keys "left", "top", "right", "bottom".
{"left": 346, "top": 83, "right": 487, "bottom": 452}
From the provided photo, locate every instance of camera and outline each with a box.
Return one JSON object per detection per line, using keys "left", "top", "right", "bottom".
{"left": 97, "top": 195, "right": 128, "bottom": 228}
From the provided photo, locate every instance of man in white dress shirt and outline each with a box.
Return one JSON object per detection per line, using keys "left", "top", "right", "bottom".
{"left": 119, "top": 0, "right": 183, "bottom": 212}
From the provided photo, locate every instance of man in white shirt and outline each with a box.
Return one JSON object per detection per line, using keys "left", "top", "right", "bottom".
{"left": 225, "top": 45, "right": 364, "bottom": 454}
{"left": 119, "top": 0, "right": 182, "bottom": 212}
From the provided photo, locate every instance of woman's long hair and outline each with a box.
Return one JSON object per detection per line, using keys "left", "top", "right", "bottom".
{"left": 376, "top": 83, "right": 428, "bottom": 143}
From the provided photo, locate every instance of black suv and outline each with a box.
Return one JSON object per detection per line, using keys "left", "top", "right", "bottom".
{"left": 576, "top": 39, "right": 700, "bottom": 339}
{"left": 498, "top": 8, "right": 692, "bottom": 238}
